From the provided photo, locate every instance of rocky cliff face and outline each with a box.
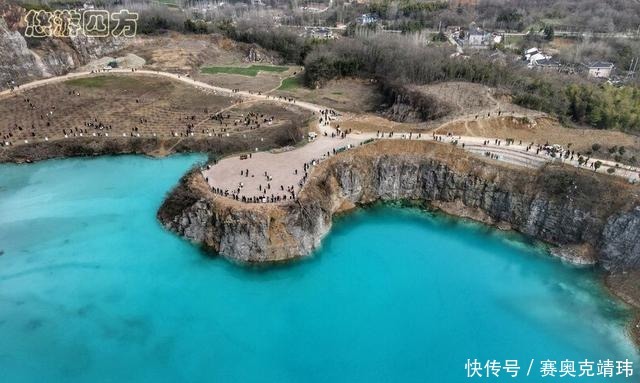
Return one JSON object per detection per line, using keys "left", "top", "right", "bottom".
{"left": 601, "top": 207, "right": 640, "bottom": 269}
{"left": 0, "top": 6, "right": 126, "bottom": 89}
{"left": 158, "top": 168, "right": 321, "bottom": 262}
{"left": 158, "top": 140, "right": 640, "bottom": 270}
{"left": 0, "top": 16, "right": 46, "bottom": 85}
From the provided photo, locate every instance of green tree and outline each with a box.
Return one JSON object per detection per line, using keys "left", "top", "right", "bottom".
{"left": 496, "top": 9, "right": 523, "bottom": 31}
{"left": 543, "top": 25, "right": 555, "bottom": 41}
{"left": 432, "top": 31, "right": 447, "bottom": 42}
{"left": 594, "top": 161, "right": 603, "bottom": 172}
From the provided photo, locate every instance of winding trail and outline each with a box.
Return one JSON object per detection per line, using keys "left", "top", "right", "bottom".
{"left": 1, "top": 69, "right": 638, "bottom": 204}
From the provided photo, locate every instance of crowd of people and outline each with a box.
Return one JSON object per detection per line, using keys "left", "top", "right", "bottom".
{"left": 432, "top": 132, "right": 640, "bottom": 181}
{"left": 1, "top": 81, "right": 297, "bottom": 147}
{"left": 204, "top": 106, "right": 359, "bottom": 205}
{"left": 205, "top": 143, "right": 357, "bottom": 204}
{"left": 1, "top": 96, "right": 57, "bottom": 145}
{"left": 376, "top": 131, "right": 424, "bottom": 140}
{"left": 206, "top": 164, "right": 301, "bottom": 203}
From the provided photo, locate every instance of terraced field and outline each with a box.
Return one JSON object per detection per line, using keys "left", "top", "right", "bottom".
{"left": 0, "top": 75, "right": 311, "bottom": 146}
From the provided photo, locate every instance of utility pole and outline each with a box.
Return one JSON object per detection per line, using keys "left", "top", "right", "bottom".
{"left": 627, "top": 57, "right": 639, "bottom": 81}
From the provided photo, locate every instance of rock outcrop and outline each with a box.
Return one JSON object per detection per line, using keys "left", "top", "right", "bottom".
{"left": 0, "top": 6, "right": 126, "bottom": 89}
{"left": 601, "top": 207, "right": 640, "bottom": 269}
{"left": 158, "top": 140, "right": 640, "bottom": 270}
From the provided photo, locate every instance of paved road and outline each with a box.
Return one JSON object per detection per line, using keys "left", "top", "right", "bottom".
{"left": 2, "top": 69, "right": 638, "bottom": 205}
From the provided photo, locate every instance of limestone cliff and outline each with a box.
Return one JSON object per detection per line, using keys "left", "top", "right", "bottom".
{"left": 0, "top": 5, "right": 125, "bottom": 89}
{"left": 158, "top": 140, "right": 640, "bottom": 270}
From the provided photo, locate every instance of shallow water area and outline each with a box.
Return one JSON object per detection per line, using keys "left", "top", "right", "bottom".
{"left": 0, "top": 154, "right": 637, "bottom": 382}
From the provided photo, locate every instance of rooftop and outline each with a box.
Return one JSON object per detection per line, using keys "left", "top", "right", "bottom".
{"left": 534, "top": 58, "right": 561, "bottom": 67}
{"left": 587, "top": 61, "right": 614, "bottom": 69}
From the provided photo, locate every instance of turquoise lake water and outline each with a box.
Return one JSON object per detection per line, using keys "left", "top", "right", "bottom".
{"left": 0, "top": 154, "right": 638, "bottom": 383}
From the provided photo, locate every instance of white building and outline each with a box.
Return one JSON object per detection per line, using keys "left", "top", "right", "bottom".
{"left": 524, "top": 47, "right": 539, "bottom": 60}
{"left": 356, "top": 14, "right": 378, "bottom": 25}
{"left": 524, "top": 47, "right": 560, "bottom": 70}
{"left": 530, "top": 58, "right": 561, "bottom": 71}
{"left": 465, "top": 24, "right": 492, "bottom": 49}
{"left": 586, "top": 62, "right": 614, "bottom": 79}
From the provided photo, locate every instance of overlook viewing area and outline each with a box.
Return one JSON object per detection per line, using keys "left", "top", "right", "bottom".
{"left": 1, "top": 70, "right": 639, "bottom": 205}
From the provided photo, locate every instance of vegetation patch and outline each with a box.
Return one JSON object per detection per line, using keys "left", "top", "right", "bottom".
{"left": 154, "top": 0, "right": 178, "bottom": 6}
{"left": 300, "top": 35, "right": 640, "bottom": 133}
{"left": 65, "top": 76, "right": 146, "bottom": 90}
{"left": 201, "top": 65, "right": 289, "bottom": 77}
{"left": 277, "top": 77, "right": 302, "bottom": 91}
{"left": 565, "top": 84, "right": 640, "bottom": 132}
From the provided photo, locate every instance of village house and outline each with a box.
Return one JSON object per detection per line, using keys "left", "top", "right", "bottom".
{"left": 356, "top": 13, "right": 378, "bottom": 25}
{"left": 302, "top": 27, "right": 335, "bottom": 39}
{"left": 524, "top": 47, "right": 540, "bottom": 61}
{"left": 585, "top": 62, "right": 615, "bottom": 79}
{"left": 523, "top": 47, "right": 562, "bottom": 71}
{"left": 465, "top": 24, "right": 492, "bottom": 49}
{"left": 530, "top": 58, "right": 562, "bottom": 71}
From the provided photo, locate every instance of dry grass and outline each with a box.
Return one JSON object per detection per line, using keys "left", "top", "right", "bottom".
{"left": 407, "top": 82, "right": 536, "bottom": 122}
{"left": 339, "top": 114, "right": 423, "bottom": 133}
{"left": 108, "top": 32, "right": 293, "bottom": 93}
{"left": 325, "top": 81, "right": 540, "bottom": 133}
{"left": 0, "top": 74, "right": 311, "bottom": 146}
{"left": 274, "top": 78, "right": 384, "bottom": 113}
{"left": 193, "top": 61, "right": 300, "bottom": 93}
{"left": 409, "top": 82, "right": 498, "bottom": 115}
{"left": 111, "top": 34, "right": 234, "bottom": 73}
{"left": 196, "top": 70, "right": 296, "bottom": 93}
{"left": 110, "top": 33, "right": 279, "bottom": 75}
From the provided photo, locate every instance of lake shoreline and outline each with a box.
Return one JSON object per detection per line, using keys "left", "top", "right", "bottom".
{"left": 159, "top": 140, "right": 640, "bottom": 348}
{"left": 605, "top": 272, "right": 640, "bottom": 348}
{"left": 3, "top": 139, "right": 639, "bottom": 352}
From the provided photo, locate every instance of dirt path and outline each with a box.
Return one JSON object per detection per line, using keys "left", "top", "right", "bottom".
{"left": 3, "top": 69, "right": 638, "bottom": 204}
{"left": 433, "top": 134, "right": 640, "bottom": 182}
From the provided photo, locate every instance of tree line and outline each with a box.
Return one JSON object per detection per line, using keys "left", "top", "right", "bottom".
{"left": 296, "top": 34, "right": 640, "bottom": 133}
